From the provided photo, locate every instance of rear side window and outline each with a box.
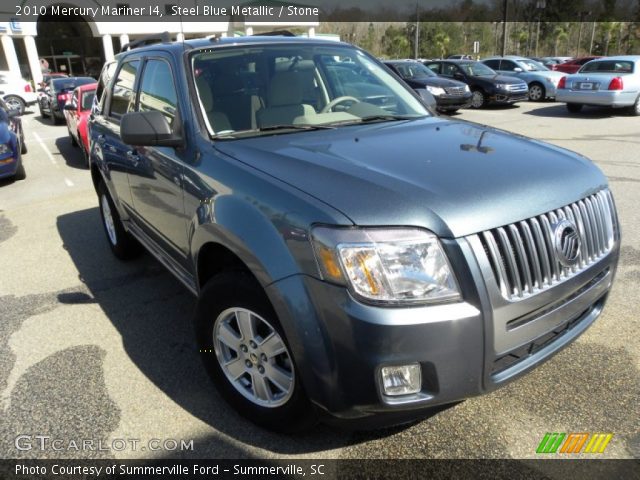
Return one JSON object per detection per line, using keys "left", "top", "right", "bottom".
{"left": 483, "top": 59, "right": 500, "bottom": 70}
{"left": 426, "top": 63, "right": 441, "bottom": 74}
{"left": 138, "top": 59, "right": 178, "bottom": 127}
{"left": 581, "top": 60, "right": 634, "bottom": 73}
{"left": 109, "top": 60, "right": 139, "bottom": 120}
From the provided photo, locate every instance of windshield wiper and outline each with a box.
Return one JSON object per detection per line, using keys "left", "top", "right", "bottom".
{"left": 358, "top": 114, "right": 423, "bottom": 123}
{"left": 256, "top": 124, "right": 337, "bottom": 132}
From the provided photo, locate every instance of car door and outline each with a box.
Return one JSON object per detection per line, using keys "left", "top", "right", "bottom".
{"left": 126, "top": 55, "right": 190, "bottom": 268}
{"left": 91, "top": 58, "right": 142, "bottom": 210}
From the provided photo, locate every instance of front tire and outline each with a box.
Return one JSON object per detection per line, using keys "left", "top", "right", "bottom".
{"left": 194, "top": 272, "right": 317, "bottom": 433}
{"left": 528, "top": 82, "right": 545, "bottom": 102}
{"left": 470, "top": 90, "right": 486, "bottom": 109}
{"left": 69, "top": 128, "right": 78, "bottom": 146}
{"left": 566, "top": 103, "right": 583, "bottom": 113}
{"left": 97, "top": 181, "right": 141, "bottom": 260}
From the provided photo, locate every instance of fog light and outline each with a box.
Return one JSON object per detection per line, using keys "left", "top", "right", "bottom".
{"left": 380, "top": 364, "right": 421, "bottom": 396}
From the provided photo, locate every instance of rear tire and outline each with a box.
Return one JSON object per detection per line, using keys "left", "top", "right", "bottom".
{"left": 69, "top": 128, "right": 78, "bottom": 146}
{"left": 528, "top": 82, "right": 545, "bottom": 102}
{"left": 97, "top": 181, "right": 141, "bottom": 260}
{"left": 39, "top": 104, "right": 48, "bottom": 118}
{"left": 630, "top": 95, "right": 640, "bottom": 116}
{"left": 470, "top": 90, "right": 486, "bottom": 109}
{"left": 51, "top": 111, "right": 61, "bottom": 125}
{"left": 14, "top": 160, "right": 26, "bottom": 180}
{"left": 566, "top": 103, "right": 583, "bottom": 113}
{"left": 194, "top": 272, "right": 317, "bottom": 433}
{"left": 5, "top": 95, "right": 25, "bottom": 115}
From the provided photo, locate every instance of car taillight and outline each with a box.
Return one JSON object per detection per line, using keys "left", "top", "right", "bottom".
{"left": 608, "top": 77, "right": 623, "bottom": 90}
{"left": 24, "top": 83, "right": 32, "bottom": 92}
{"left": 57, "top": 93, "right": 69, "bottom": 103}
{"left": 558, "top": 76, "right": 567, "bottom": 89}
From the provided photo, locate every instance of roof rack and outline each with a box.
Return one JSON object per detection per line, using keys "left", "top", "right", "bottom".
{"left": 120, "top": 32, "right": 171, "bottom": 52}
{"left": 251, "top": 30, "right": 297, "bottom": 37}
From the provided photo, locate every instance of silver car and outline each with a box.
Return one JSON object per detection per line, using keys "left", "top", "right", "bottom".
{"left": 556, "top": 56, "right": 640, "bottom": 115}
{"left": 481, "top": 56, "right": 565, "bottom": 101}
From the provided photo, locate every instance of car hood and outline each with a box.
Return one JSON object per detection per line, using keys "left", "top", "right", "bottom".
{"left": 409, "top": 77, "right": 468, "bottom": 88}
{"left": 474, "top": 74, "right": 525, "bottom": 85}
{"left": 215, "top": 117, "right": 607, "bottom": 238}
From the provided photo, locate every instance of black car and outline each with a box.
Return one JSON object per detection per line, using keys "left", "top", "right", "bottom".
{"left": 384, "top": 60, "right": 472, "bottom": 113}
{"left": 425, "top": 60, "right": 529, "bottom": 108}
{"left": 39, "top": 76, "right": 95, "bottom": 124}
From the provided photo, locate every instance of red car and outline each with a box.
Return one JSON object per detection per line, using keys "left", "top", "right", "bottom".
{"left": 552, "top": 56, "right": 603, "bottom": 74}
{"left": 63, "top": 82, "right": 97, "bottom": 166}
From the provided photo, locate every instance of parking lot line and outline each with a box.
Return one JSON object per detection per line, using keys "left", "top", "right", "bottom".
{"left": 33, "top": 131, "right": 57, "bottom": 165}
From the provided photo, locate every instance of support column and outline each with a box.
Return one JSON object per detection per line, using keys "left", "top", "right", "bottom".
{"left": 245, "top": 26, "right": 253, "bottom": 36}
{"left": 176, "top": 32, "right": 185, "bottom": 42}
{"left": 119, "top": 33, "right": 130, "bottom": 50}
{"left": 23, "top": 35, "right": 42, "bottom": 86}
{"left": 102, "top": 34, "right": 114, "bottom": 62}
{"left": 308, "top": 27, "right": 315, "bottom": 37}
{"left": 1, "top": 35, "right": 21, "bottom": 77}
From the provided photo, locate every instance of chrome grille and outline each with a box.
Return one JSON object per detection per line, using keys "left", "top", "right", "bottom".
{"left": 477, "top": 190, "right": 616, "bottom": 301}
{"left": 444, "top": 86, "right": 467, "bottom": 96}
{"left": 506, "top": 83, "right": 528, "bottom": 93}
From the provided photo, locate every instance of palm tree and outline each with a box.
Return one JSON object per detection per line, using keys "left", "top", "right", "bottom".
{"left": 554, "top": 25, "right": 569, "bottom": 56}
{"left": 434, "top": 31, "right": 450, "bottom": 58}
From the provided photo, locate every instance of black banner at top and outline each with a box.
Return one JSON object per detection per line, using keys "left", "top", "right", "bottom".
{"left": 4, "top": 0, "right": 640, "bottom": 23}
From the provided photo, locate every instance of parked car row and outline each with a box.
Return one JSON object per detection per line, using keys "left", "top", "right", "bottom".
{"left": 386, "top": 54, "right": 640, "bottom": 115}
{"left": 0, "top": 97, "right": 27, "bottom": 181}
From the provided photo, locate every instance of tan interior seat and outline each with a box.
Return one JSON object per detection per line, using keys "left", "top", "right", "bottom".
{"left": 256, "top": 71, "right": 316, "bottom": 128}
{"left": 195, "top": 76, "right": 232, "bottom": 132}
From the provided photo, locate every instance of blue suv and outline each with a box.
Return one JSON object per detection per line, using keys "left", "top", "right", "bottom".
{"left": 89, "top": 34, "right": 620, "bottom": 432}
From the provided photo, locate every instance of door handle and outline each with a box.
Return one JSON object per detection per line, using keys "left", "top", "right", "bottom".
{"left": 126, "top": 150, "right": 140, "bottom": 166}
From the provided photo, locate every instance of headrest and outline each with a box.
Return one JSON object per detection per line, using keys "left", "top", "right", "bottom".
{"left": 268, "top": 71, "right": 303, "bottom": 107}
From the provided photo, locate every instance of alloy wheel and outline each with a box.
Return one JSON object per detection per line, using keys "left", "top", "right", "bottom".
{"left": 213, "top": 307, "right": 294, "bottom": 408}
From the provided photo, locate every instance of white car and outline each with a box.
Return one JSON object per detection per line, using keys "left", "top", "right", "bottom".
{"left": 0, "top": 71, "right": 38, "bottom": 114}
{"left": 556, "top": 56, "right": 640, "bottom": 115}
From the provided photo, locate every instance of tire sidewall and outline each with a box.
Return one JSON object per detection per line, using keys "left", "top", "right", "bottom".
{"left": 471, "top": 90, "right": 485, "bottom": 108}
{"left": 194, "top": 273, "right": 315, "bottom": 432}
{"left": 528, "top": 83, "right": 545, "bottom": 101}
{"left": 97, "top": 181, "right": 139, "bottom": 260}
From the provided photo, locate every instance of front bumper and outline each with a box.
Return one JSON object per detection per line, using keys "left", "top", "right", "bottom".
{"left": 0, "top": 156, "right": 19, "bottom": 179}
{"left": 435, "top": 93, "right": 473, "bottom": 110}
{"left": 490, "top": 90, "right": 528, "bottom": 104}
{"left": 556, "top": 89, "right": 637, "bottom": 107}
{"left": 266, "top": 235, "right": 619, "bottom": 425}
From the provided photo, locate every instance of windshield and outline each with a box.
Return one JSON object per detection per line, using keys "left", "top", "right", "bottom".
{"left": 191, "top": 44, "right": 429, "bottom": 138}
{"left": 392, "top": 62, "right": 436, "bottom": 79}
{"left": 519, "top": 59, "right": 549, "bottom": 72}
{"left": 458, "top": 62, "right": 496, "bottom": 77}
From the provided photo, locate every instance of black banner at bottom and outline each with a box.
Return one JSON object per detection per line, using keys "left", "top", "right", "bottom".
{"left": 1, "top": 459, "right": 639, "bottom": 480}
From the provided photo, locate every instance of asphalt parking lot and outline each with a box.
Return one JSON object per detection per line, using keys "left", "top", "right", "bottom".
{"left": 0, "top": 102, "right": 638, "bottom": 461}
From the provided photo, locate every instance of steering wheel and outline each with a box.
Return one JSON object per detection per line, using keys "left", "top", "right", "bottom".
{"left": 321, "top": 96, "right": 360, "bottom": 113}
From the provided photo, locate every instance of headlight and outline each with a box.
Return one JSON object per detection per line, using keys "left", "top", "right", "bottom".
{"left": 463, "top": 84, "right": 470, "bottom": 92}
{"left": 426, "top": 85, "right": 446, "bottom": 96}
{"left": 312, "top": 227, "right": 460, "bottom": 305}
{"left": 0, "top": 144, "right": 10, "bottom": 155}
{"left": 495, "top": 83, "right": 508, "bottom": 90}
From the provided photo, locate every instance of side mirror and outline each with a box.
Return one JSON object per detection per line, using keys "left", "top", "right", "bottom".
{"left": 513, "top": 67, "right": 523, "bottom": 73}
{"left": 120, "top": 110, "right": 183, "bottom": 147}
{"left": 63, "top": 103, "right": 76, "bottom": 111}
{"left": 415, "top": 88, "right": 437, "bottom": 110}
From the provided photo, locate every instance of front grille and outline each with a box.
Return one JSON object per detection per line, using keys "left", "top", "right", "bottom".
{"left": 491, "top": 297, "right": 602, "bottom": 375}
{"left": 478, "top": 190, "right": 616, "bottom": 301}
{"left": 444, "top": 86, "right": 467, "bottom": 96}
{"left": 506, "top": 83, "right": 528, "bottom": 93}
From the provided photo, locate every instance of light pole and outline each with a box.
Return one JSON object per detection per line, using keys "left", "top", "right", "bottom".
{"left": 414, "top": 1, "right": 420, "bottom": 59}
{"left": 576, "top": 11, "right": 590, "bottom": 57}
{"left": 501, "top": 0, "right": 508, "bottom": 56}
